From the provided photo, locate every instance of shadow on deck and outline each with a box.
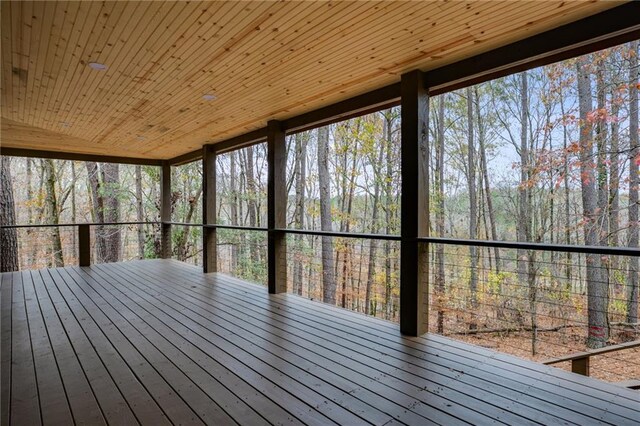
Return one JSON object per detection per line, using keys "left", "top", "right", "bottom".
{"left": 1, "top": 259, "right": 638, "bottom": 425}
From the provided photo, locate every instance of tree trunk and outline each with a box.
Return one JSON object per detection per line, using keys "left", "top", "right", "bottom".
{"left": 318, "top": 126, "right": 336, "bottom": 305}
{"left": 101, "top": 163, "right": 121, "bottom": 262}
{"left": 517, "top": 72, "right": 531, "bottom": 282}
{"left": 466, "top": 88, "right": 478, "bottom": 330}
{"left": 135, "top": 165, "right": 145, "bottom": 259}
{"left": 365, "top": 129, "right": 385, "bottom": 315}
{"left": 43, "top": 159, "right": 64, "bottom": 267}
{"left": 627, "top": 41, "right": 639, "bottom": 324}
{"left": 0, "top": 156, "right": 19, "bottom": 271}
{"left": 245, "top": 146, "right": 259, "bottom": 267}
{"left": 293, "top": 133, "right": 306, "bottom": 295}
{"left": 435, "top": 96, "right": 446, "bottom": 333}
{"left": 230, "top": 151, "right": 239, "bottom": 270}
{"left": 577, "top": 56, "right": 609, "bottom": 348}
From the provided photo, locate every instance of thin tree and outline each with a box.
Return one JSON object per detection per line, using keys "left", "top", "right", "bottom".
{"left": 466, "top": 87, "right": 479, "bottom": 330}
{"left": 627, "top": 40, "right": 639, "bottom": 324}
{"left": 577, "top": 56, "right": 609, "bottom": 348}
{"left": 318, "top": 126, "right": 336, "bottom": 304}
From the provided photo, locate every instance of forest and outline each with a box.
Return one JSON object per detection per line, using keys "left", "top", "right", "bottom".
{"left": 1, "top": 41, "right": 639, "bottom": 378}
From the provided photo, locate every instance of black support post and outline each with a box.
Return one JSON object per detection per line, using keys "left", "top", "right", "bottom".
{"left": 203, "top": 145, "right": 217, "bottom": 273}
{"left": 267, "top": 120, "right": 287, "bottom": 294}
{"left": 161, "top": 161, "right": 172, "bottom": 259}
{"left": 78, "top": 224, "right": 91, "bottom": 266}
{"left": 400, "top": 70, "right": 430, "bottom": 336}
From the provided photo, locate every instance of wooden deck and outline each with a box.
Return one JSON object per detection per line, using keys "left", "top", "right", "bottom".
{"left": 1, "top": 260, "right": 638, "bottom": 425}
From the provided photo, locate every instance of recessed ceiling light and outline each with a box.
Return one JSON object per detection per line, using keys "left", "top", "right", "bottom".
{"left": 202, "top": 94, "right": 216, "bottom": 101}
{"left": 88, "top": 62, "right": 108, "bottom": 71}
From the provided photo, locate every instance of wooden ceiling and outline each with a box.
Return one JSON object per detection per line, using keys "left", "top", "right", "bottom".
{"left": 0, "top": 1, "right": 624, "bottom": 160}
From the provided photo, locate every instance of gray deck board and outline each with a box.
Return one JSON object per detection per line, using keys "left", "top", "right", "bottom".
{"left": 2, "top": 259, "right": 638, "bottom": 426}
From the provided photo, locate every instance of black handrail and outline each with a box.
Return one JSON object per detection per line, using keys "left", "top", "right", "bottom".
{"left": 1, "top": 221, "right": 159, "bottom": 229}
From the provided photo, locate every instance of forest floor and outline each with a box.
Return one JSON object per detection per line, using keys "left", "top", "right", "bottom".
{"left": 450, "top": 325, "right": 640, "bottom": 384}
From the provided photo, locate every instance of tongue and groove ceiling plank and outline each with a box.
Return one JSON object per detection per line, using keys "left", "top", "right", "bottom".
{"left": 0, "top": 0, "right": 623, "bottom": 159}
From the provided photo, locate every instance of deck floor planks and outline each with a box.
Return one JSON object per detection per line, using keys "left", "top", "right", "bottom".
{"left": 104, "top": 263, "right": 464, "bottom": 425}
{"left": 1, "top": 271, "right": 13, "bottom": 426}
{"left": 2, "top": 260, "right": 639, "bottom": 426}
{"left": 119, "top": 261, "right": 533, "bottom": 425}
{"left": 21, "top": 270, "right": 74, "bottom": 425}
{"left": 130, "top": 260, "right": 623, "bottom": 426}
{"left": 89, "top": 263, "right": 393, "bottom": 426}
{"left": 61, "top": 266, "right": 286, "bottom": 426}
{"left": 36, "top": 268, "right": 169, "bottom": 425}
{"left": 138, "top": 260, "right": 640, "bottom": 425}
{"left": 10, "top": 271, "right": 42, "bottom": 426}
{"left": 92, "top": 263, "right": 431, "bottom": 426}
{"left": 47, "top": 267, "right": 208, "bottom": 426}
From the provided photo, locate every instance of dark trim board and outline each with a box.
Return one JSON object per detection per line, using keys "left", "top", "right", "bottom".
{"left": 2, "top": 260, "right": 638, "bottom": 425}
{"left": 0, "top": 147, "right": 163, "bottom": 166}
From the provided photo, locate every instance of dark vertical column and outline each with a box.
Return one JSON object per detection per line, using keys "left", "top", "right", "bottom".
{"left": 78, "top": 224, "right": 91, "bottom": 266}
{"left": 400, "top": 70, "right": 430, "bottom": 336}
{"left": 267, "top": 120, "right": 287, "bottom": 294}
{"left": 161, "top": 161, "right": 172, "bottom": 259}
{"left": 203, "top": 145, "right": 217, "bottom": 273}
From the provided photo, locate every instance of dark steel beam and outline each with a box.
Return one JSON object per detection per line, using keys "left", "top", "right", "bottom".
{"left": 0, "top": 147, "right": 163, "bottom": 166}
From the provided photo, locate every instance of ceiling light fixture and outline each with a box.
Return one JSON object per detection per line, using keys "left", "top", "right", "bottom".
{"left": 88, "top": 62, "right": 108, "bottom": 71}
{"left": 202, "top": 94, "right": 216, "bottom": 101}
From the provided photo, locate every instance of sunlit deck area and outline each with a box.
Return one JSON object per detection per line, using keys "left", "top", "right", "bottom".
{"left": 2, "top": 259, "right": 638, "bottom": 426}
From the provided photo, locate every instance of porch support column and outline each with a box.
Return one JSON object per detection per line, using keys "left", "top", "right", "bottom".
{"left": 400, "top": 70, "right": 430, "bottom": 336}
{"left": 161, "top": 161, "right": 172, "bottom": 259}
{"left": 267, "top": 120, "right": 287, "bottom": 294}
{"left": 203, "top": 145, "right": 217, "bottom": 273}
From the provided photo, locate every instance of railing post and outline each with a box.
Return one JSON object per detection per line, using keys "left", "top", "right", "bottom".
{"left": 161, "top": 161, "right": 172, "bottom": 259}
{"left": 267, "top": 120, "right": 287, "bottom": 294}
{"left": 203, "top": 145, "right": 217, "bottom": 273}
{"left": 571, "top": 357, "right": 589, "bottom": 376}
{"left": 78, "top": 224, "right": 91, "bottom": 266}
{"left": 400, "top": 70, "right": 430, "bottom": 336}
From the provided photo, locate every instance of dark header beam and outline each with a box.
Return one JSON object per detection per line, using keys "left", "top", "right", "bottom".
{"left": 426, "top": 2, "right": 640, "bottom": 95}
{"left": 0, "top": 147, "right": 163, "bottom": 166}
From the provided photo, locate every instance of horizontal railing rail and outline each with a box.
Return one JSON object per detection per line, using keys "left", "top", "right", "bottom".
{"left": 543, "top": 340, "right": 640, "bottom": 376}
{"left": 1, "top": 221, "right": 159, "bottom": 229}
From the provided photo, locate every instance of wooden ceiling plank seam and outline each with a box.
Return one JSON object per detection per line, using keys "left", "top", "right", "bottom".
{"left": 63, "top": 1, "right": 552, "bottom": 151}
{"left": 84, "top": 1, "right": 276, "bottom": 143}
{"left": 53, "top": 1, "right": 129, "bottom": 137}
{"left": 148, "top": 1, "right": 612, "bottom": 158}
{"left": 80, "top": 1, "right": 226, "bottom": 142}
{"left": 1, "top": 1, "right": 625, "bottom": 159}
{"left": 51, "top": 2, "right": 115, "bottom": 133}
{"left": 39, "top": 1, "right": 82, "bottom": 131}
{"left": 74, "top": 1, "right": 175, "bottom": 137}
{"left": 32, "top": 0, "right": 72, "bottom": 128}
{"left": 110, "top": 1, "right": 329, "bottom": 149}
{"left": 48, "top": 1, "right": 118, "bottom": 135}
{"left": 23, "top": 0, "right": 44, "bottom": 125}
{"left": 1, "top": 1, "right": 14, "bottom": 121}
{"left": 48, "top": 1, "right": 112, "bottom": 135}
{"left": 76, "top": 1, "right": 188, "bottom": 130}
{"left": 65, "top": 1, "right": 157, "bottom": 138}
{"left": 31, "top": 2, "right": 89, "bottom": 124}
{"left": 1, "top": 119, "right": 161, "bottom": 160}
{"left": 137, "top": 1, "right": 489, "bottom": 151}
{"left": 110, "top": 1, "right": 375, "bottom": 149}
{"left": 165, "top": 0, "right": 624, "bottom": 157}
{"left": 166, "top": 0, "right": 592, "bottom": 137}
{"left": 16, "top": 1, "right": 32, "bottom": 122}
{"left": 31, "top": 0, "right": 98, "bottom": 129}
{"left": 82, "top": 1, "right": 236, "bottom": 143}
